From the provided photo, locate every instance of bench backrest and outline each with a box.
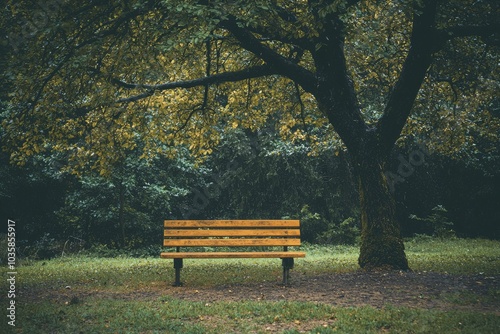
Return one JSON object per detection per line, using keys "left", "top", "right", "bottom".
{"left": 163, "top": 220, "right": 301, "bottom": 248}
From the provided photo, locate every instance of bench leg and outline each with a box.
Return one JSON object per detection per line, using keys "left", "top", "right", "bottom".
{"left": 173, "top": 258, "right": 183, "bottom": 287}
{"left": 281, "top": 258, "right": 294, "bottom": 286}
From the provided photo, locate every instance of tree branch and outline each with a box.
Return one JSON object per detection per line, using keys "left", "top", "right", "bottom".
{"left": 242, "top": 6, "right": 313, "bottom": 50}
{"left": 376, "top": 0, "right": 438, "bottom": 156}
{"left": 306, "top": 8, "right": 368, "bottom": 153}
{"left": 377, "top": 4, "right": 499, "bottom": 155}
{"left": 441, "top": 23, "right": 500, "bottom": 41}
{"left": 111, "top": 65, "right": 279, "bottom": 103}
{"left": 436, "top": 23, "right": 500, "bottom": 49}
{"left": 219, "top": 17, "right": 318, "bottom": 94}
{"left": 245, "top": 24, "right": 312, "bottom": 50}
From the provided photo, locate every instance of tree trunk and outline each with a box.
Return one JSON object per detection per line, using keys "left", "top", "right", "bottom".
{"left": 353, "top": 151, "right": 409, "bottom": 270}
{"left": 118, "top": 180, "right": 126, "bottom": 248}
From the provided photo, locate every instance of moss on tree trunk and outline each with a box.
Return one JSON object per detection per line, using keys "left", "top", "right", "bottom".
{"left": 355, "top": 154, "right": 409, "bottom": 270}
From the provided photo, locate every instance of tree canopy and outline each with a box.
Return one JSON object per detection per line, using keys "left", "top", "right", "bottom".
{"left": 3, "top": 0, "right": 497, "bottom": 171}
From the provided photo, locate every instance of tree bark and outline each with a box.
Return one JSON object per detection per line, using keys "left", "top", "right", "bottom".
{"left": 317, "top": 96, "right": 409, "bottom": 269}
{"left": 306, "top": 9, "right": 409, "bottom": 270}
{"left": 352, "top": 149, "right": 409, "bottom": 270}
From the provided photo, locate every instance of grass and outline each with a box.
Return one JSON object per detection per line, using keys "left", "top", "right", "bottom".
{"left": 405, "top": 237, "right": 500, "bottom": 274}
{"left": 13, "top": 299, "right": 500, "bottom": 334}
{"left": 1, "top": 238, "right": 499, "bottom": 333}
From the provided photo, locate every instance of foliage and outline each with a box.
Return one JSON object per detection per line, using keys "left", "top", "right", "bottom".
{"left": 2, "top": 123, "right": 499, "bottom": 254}
{"left": 388, "top": 141, "right": 500, "bottom": 239}
{"left": 296, "top": 205, "right": 329, "bottom": 243}
{"left": 195, "top": 128, "right": 358, "bottom": 237}
{"left": 409, "top": 205, "right": 456, "bottom": 239}
{"left": 54, "top": 147, "right": 209, "bottom": 248}
{"left": 0, "top": 152, "right": 68, "bottom": 245}
{"left": 1, "top": 0, "right": 496, "bottom": 171}
{"left": 3, "top": 124, "right": 499, "bottom": 254}
{"left": 316, "top": 217, "right": 360, "bottom": 246}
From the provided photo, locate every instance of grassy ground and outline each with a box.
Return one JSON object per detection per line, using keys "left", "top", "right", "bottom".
{"left": 1, "top": 238, "right": 499, "bottom": 333}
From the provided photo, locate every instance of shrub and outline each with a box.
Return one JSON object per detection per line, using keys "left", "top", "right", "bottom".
{"left": 409, "top": 205, "right": 456, "bottom": 239}
{"left": 296, "top": 205, "right": 328, "bottom": 243}
{"left": 316, "top": 217, "right": 360, "bottom": 245}
{"left": 29, "top": 233, "right": 61, "bottom": 259}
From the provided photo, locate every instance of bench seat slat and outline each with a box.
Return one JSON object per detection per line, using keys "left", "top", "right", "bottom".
{"left": 161, "top": 251, "right": 306, "bottom": 259}
{"left": 163, "top": 238, "right": 301, "bottom": 247}
{"left": 164, "top": 220, "right": 300, "bottom": 228}
{"left": 164, "top": 229, "right": 300, "bottom": 237}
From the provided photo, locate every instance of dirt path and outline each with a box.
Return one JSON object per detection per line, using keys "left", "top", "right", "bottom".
{"left": 163, "top": 271, "right": 500, "bottom": 313}
{"left": 33, "top": 271, "right": 499, "bottom": 314}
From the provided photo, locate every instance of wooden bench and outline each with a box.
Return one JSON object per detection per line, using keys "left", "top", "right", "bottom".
{"left": 160, "top": 220, "right": 306, "bottom": 286}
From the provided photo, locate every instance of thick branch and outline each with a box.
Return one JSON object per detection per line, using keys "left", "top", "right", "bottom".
{"left": 441, "top": 23, "right": 500, "bottom": 41}
{"left": 308, "top": 11, "right": 368, "bottom": 153}
{"left": 112, "top": 65, "right": 279, "bottom": 103}
{"left": 377, "top": 6, "right": 499, "bottom": 155}
{"left": 376, "top": 0, "right": 438, "bottom": 155}
{"left": 245, "top": 25, "right": 312, "bottom": 50}
{"left": 434, "top": 23, "right": 500, "bottom": 51}
{"left": 244, "top": 7, "right": 312, "bottom": 50}
{"left": 219, "top": 17, "right": 318, "bottom": 94}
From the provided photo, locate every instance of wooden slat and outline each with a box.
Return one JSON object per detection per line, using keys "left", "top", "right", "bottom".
{"left": 164, "top": 229, "right": 300, "bottom": 237}
{"left": 163, "top": 238, "right": 301, "bottom": 247}
{"left": 160, "top": 251, "right": 306, "bottom": 259}
{"left": 164, "top": 220, "right": 300, "bottom": 228}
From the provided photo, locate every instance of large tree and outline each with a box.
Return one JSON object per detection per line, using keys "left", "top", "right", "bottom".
{"left": 2, "top": 0, "right": 499, "bottom": 269}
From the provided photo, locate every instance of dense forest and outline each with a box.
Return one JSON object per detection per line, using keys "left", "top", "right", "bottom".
{"left": 1, "top": 0, "right": 499, "bottom": 265}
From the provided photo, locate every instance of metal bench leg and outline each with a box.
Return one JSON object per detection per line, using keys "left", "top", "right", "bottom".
{"left": 173, "top": 258, "right": 183, "bottom": 287}
{"left": 281, "top": 258, "right": 294, "bottom": 286}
